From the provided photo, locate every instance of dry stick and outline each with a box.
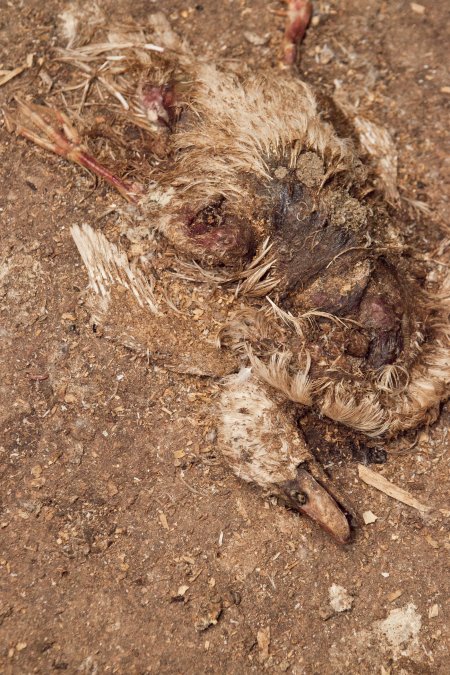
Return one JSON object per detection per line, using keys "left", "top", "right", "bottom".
{"left": 358, "top": 464, "right": 432, "bottom": 513}
{"left": 0, "top": 65, "right": 27, "bottom": 86}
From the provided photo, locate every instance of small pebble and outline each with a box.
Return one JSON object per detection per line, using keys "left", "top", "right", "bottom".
{"left": 329, "top": 584, "right": 353, "bottom": 613}
{"left": 363, "top": 510, "right": 378, "bottom": 525}
{"left": 31, "top": 465, "right": 42, "bottom": 478}
{"left": 243, "top": 31, "right": 269, "bottom": 47}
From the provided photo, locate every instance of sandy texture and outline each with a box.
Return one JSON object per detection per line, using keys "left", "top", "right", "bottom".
{"left": 0, "top": 1, "right": 448, "bottom": 673}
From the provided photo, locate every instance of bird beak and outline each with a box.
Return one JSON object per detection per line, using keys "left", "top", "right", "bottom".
{"left": 281, "top": 467, "right": 351, "bottom": 544}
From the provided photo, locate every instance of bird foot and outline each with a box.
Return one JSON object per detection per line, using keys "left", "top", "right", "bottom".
{"left": 13, "top": 98, "right": 143, "bottom": 203}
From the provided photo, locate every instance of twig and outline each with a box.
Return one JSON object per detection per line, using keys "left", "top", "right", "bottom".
{"left": 358, "top": 464, "right": 432, "bottom": 513}
{"left": 178, "top": 474, "right": 207, "bottom": 497}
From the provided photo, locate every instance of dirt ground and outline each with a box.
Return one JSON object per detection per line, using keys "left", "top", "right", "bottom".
{"left": 0, "top": 1, "right": 449, "bottom": 673}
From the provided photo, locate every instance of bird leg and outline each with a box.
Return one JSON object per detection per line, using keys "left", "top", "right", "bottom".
{"left": 282, "top": 0, "right": 313, "bottom": 66}
{"left": 13, "top": 98, "right": 144, "bottom": 203}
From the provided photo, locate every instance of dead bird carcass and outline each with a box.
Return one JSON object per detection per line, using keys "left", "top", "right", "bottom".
{"left": 8, "top": 8, "right": 450, "bottom": 543}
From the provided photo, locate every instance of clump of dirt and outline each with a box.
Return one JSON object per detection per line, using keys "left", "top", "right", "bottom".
{"left": 296, "top": 150, "right": 324, "bottom": 186}
{"left": 322, "top": 189, "right": 368, "bottom": 230}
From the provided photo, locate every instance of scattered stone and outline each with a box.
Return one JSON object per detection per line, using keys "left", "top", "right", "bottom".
{"left": 171, "top": 584, "right": 189, "bottom": 602}
{"left": 329, "top": 584, "right": 353, "bottom": 613}
{"left": 317, "top": 44, "right": 334, "bottom": 64}
{"left": 243, "top": 31, "right": 269, "bottom": 46}
{"left": 377, "top": 603, "right": 422, "bottom": 655}
{"left": 194, "top": 597, "right": 223, "bottom": 631}
{"left": 363, "top": 510, "right": 378, "bottom": 524}
{"left": 31, "top": 465, "right": 42, "bottom": 478}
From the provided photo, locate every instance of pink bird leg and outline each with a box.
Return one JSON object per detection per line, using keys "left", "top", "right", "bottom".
{"left": 282, "top": 0, "right": 313, "bottom": 66}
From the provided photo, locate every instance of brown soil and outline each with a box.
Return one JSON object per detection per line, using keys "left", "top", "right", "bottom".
{"left": 0, "top": 1, "right": 449, "bottom": 673}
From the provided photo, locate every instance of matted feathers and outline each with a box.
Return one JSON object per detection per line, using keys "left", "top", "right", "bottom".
{"left": 71, "top": 223, "right": 159, "bottom": 315}
{"left": 247, "top": 349, "right": 316, "bottom": 406}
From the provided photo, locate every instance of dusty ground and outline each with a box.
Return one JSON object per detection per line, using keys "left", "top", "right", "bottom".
{"left": 0, "top": 1, "right": 449, "bottom": 673}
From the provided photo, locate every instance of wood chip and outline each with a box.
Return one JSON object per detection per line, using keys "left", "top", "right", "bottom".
{"left": 158, "top": 512, "right": 169, "bottom": 530}
{"left": 426, "top": 534, "right": 439, "bottom": 549}
{"left": 387, "top": 590, "right": 403, "bottom": 602}
{"left": 188, "top": 568, "right": 203, "bottom": 583}
{"left": 358, "top": 465, "right": 432, "bottom": 513}
{"left": 0, "top": 66, "right": 26, "bottom": 86}
{"left": 257, "top": 626, "right": 271, "bottom": 661}
{"left": 410, "top": 3, "right": 425, "bottom": 14}
{"left": 285, "top": 560, "right": 300, "bottom": 570}
{"left": 428, "top": 604, "right": 439, "bottom": 618}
